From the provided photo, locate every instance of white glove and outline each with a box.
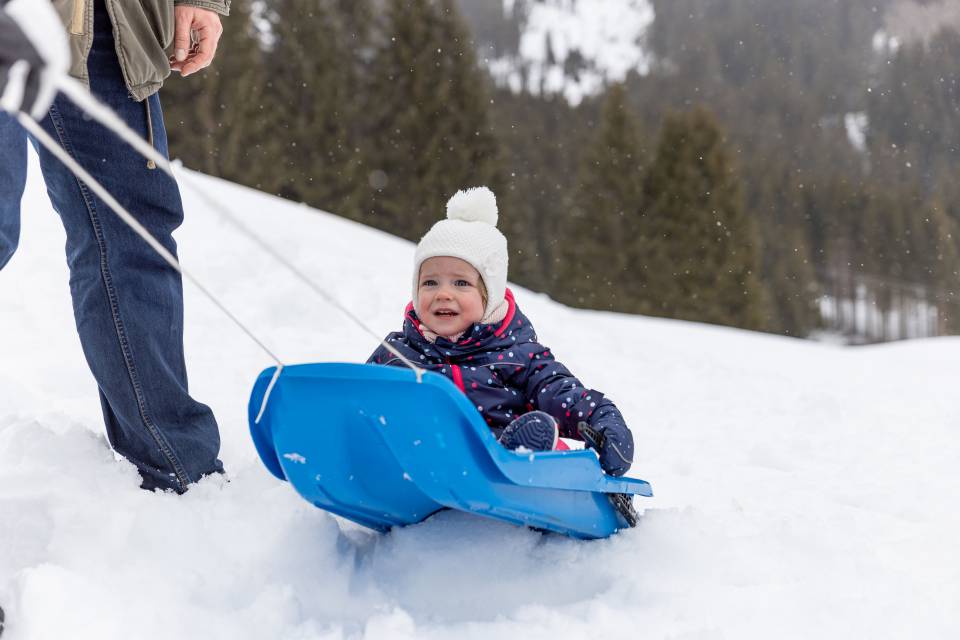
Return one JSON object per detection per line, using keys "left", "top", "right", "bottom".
{"left": 0, "top": 0, "right": 70, "bottom": 120}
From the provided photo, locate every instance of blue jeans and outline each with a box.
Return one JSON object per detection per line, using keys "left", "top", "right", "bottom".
{"left": 0, "top": 0, "right": 222, "bottom": 492}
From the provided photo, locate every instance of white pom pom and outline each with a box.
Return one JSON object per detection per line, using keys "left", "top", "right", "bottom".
{"left": 446, "top": 186, "right": 498, "bottom": 226}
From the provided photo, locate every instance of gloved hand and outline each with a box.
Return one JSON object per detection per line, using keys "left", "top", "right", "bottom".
{"left": 577, "top": 421, "right": 634, "bottom": 476}
{"left": 0, "top": 0, "right": 69, "bottom": 120}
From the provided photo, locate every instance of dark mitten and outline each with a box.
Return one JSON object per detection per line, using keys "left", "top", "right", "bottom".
{"left": 577, "top": 421, "right": 634, "bottom": 476}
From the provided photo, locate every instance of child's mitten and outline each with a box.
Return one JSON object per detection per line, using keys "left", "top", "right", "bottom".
{"left": 577, "top": 421, "right": 634, "bottom": 476}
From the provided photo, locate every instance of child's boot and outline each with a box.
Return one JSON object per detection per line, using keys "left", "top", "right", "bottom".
{"left": 498, "top": 411, "right": 559, "bottom": 451}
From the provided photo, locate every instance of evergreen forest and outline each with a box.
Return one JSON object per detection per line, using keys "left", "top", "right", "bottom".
{"left": 161, "top": 0, "right": 960, "bottom": 341}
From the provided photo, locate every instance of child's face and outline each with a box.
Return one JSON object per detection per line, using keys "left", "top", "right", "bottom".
{"left": 417, "top": 256, "right": 485, "bottom": 340}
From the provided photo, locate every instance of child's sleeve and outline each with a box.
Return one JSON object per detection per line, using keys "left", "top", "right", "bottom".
{"left": 366, "top": 346, "right": 387, "bottom": 365}
{"left": 518, "top": 345, "right": 634, "bottom": 476}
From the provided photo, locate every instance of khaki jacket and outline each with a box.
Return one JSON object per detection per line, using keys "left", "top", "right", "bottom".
{"left": 53, "top": 0, "right": 230, "bottom": 102}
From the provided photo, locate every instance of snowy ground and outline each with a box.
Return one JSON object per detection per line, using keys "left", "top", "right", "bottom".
{"left": 1, "top": 151, "right": 958, "bottom": 639}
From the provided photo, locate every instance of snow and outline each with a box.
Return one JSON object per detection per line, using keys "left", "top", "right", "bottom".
{"left": 2, "top": 150, "right": 960, "bottom": 639}
{"left": 872, "top": 29, "right": 901, "bottom": 54}
{"left": 819, "top": 288, "right": 940, "bottom": 343}
{"left": 844, "top": 112, "right": 869, "bottom": 154}
{"left": 487, "top": 0, "right": 653, "bottom": 105}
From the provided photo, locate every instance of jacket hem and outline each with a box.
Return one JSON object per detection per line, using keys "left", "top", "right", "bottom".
{"left": 174, "top": 0, "right": 231, "bottom": 16}
{"left": 129, "top": 81, "right": 163, "bottom": 103}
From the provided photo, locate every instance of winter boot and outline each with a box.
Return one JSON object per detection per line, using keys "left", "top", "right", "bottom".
{"left": 499, "top": 411, "right": 559, "bottom": 452}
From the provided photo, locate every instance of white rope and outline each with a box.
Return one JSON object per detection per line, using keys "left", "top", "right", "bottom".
{"left": 18, "top": 113, "right": 286, "bottom": 372}
{"left": 254, "top": 364, "right": 284, "bottom": 425}
{"left": 53, "top": 76, "right": 425, "bottom": 383}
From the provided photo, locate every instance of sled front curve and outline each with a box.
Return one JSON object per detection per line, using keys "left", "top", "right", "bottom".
{"left": 249, "top": 364, "right": 442, "bottom": 531}
{"left": 249, "top": 363, "right": 652, "bottom": 539}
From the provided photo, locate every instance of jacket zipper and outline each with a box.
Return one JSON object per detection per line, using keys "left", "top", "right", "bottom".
{"left": 449, "top": 363, "right": 465, "bottom": 393}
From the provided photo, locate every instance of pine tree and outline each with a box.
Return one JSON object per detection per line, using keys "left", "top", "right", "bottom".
{"left": 260, "top": 0, "right": 370, "bottom": 217}
{"left": 923, "top": 184, "right": 960, "bottom": 333}
{"left": 489, "top": 88, "right": 596, "bottom": 296}
{"left": 560, "top": 84, "right": 648, "bottom": 311}
{"left": 750, "top": 161, "right": 821, "bottom": 336}
{"left": 638, "top": 107, "right": 769, "bottom": 330}
{"left": 763, "top": 228, "right": 820, "bottom": 336}
{"left": 363, "top": 0, "right": 500, "bottom": 240}
{"left": 163, "top": 0, "right": 271, "bottom": 185}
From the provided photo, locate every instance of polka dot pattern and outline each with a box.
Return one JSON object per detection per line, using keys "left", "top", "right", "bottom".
{"left": 366, "top": 294, "right": 633, "bottom": 459}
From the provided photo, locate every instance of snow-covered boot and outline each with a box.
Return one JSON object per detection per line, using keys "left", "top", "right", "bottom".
{"left": 499, "top": 411, "right": 559, "bottom": 452}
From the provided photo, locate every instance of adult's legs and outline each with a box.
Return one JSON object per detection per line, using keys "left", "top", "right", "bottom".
{"left": 29, "top": 0, "right": 222, "bottom": 492}
{"left": 0, "top": 113, "right": 26, "bottom": 269}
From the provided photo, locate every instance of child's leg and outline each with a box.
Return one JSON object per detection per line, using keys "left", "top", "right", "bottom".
{"left": 498, "top": 411, "right": 559, "bottom": 452}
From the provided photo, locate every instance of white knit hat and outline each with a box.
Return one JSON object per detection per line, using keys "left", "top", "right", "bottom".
{"left": 412, "top": 186, "right": 509, "bottom": 319}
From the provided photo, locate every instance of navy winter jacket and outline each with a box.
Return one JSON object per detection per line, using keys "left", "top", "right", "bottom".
{"left": 367, "top": 290, "right": 635, "bottom": 475}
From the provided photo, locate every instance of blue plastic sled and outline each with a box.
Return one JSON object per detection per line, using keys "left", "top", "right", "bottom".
{"left": 249, "top": 363, "right": 652, "bottom": 539}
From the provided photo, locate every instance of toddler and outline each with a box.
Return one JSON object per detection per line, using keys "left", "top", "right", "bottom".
{"left": 368, "top": 187, "right": 634, "bottom": 476}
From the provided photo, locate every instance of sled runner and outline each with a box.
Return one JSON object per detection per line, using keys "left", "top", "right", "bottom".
{"left": 249, "top": 363, "right": 652, "bottom": 539}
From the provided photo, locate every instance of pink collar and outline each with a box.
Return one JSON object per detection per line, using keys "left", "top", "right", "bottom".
{"left": 405, "top": 289, "right": 517, "bottom": 342}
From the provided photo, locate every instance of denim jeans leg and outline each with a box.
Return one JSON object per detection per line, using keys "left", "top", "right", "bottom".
{"left": 26, "top": 1, "right": 223, "bottom": 492}
{"left": 0, "top": 113, "right": 26, "bottom": 269}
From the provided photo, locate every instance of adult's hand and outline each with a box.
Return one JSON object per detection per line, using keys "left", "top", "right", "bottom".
{"left": 0, "top": 0, "right": 69, "bottom": 120}
{"left": 170, "top": 6, "right": 223, "bottom": 77}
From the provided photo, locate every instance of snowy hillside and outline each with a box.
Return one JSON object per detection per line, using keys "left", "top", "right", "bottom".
{"left": 469, "top": 0, "right": 653, "bottom": 105}
{"left": 1, "top": 151, "right": 959, "bottom": 639}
